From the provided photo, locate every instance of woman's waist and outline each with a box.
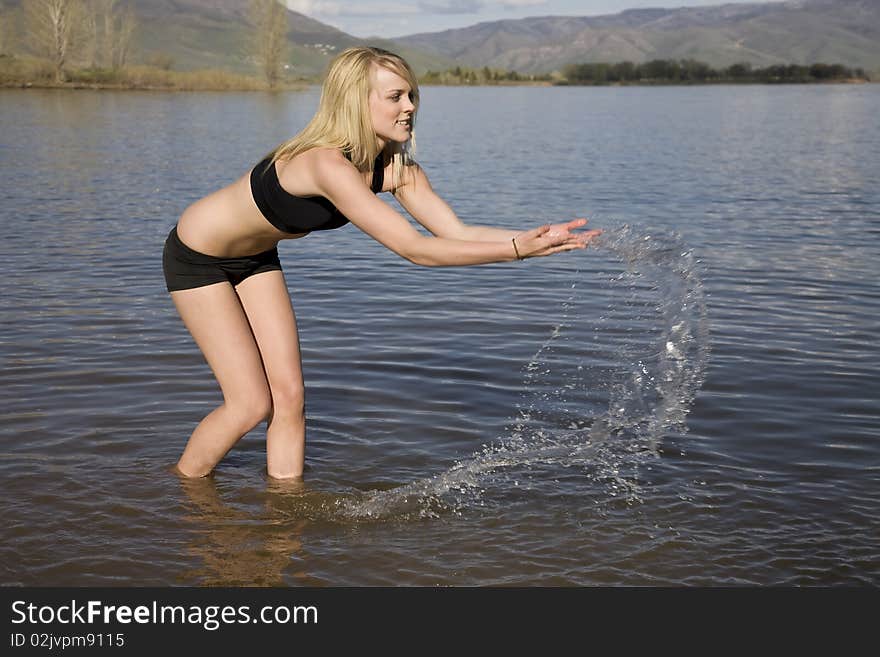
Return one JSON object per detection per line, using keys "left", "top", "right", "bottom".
{"left": 176, "top": 205, "right": 303, "bottom": 258}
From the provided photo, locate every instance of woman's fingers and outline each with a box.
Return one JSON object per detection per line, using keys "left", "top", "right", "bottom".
{"left": 545, "top": 243, "right": 585, "bottom": 256}
{"left": 578, "top": 228, "right": 603, "bottom": 243}
{"left": 546, "top": 218, "right": 591, "bottom": 242}
{"left": 543, "top": 229, "right": 602, "bottom": 256}
{"left": 523, "top": 224, "right": 550, "bottom": 240}
{"left": 519, "top": 221, "right": 601, "bottom": 258}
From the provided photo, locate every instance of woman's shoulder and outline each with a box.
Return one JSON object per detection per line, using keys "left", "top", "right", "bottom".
{"left": 273, "top": 147, "right": 362, "bottom": 199}
{"left": 275, "top": 147, "right": 352, "bottom": 182}
{"left": 282, "top": 147, "right": 349, "bottom": 167}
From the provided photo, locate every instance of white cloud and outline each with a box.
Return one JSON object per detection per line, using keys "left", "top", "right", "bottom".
{"left": 418, "top": 0, "right": 548, "bottom": 13}
{"left": 285, "top": 0, "right": 548, "bottom": 24}
{"left": 285, "top": 1, "right": 335, "bottom": 16}
{"left": 286, "top": 1, "right": 419, "bottom": 17}
{"left": 495, "top": 0, "right": 547, "bottom": 7}
{"left": 418, "top": 0, "right": 483, "bottom": 15}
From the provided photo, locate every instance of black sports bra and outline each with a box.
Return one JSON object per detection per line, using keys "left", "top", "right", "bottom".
{"left": 250, "top": 152, "right": 384, "bottom": 234}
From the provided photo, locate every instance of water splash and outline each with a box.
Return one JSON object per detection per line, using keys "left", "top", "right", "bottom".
{"left": 593, "top": 225, "right": 710, "bottom": 444}
{"left": 341, "top": 224, "right": 710, "bottom": 520}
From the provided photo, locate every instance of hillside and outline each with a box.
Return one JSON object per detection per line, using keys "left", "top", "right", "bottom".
{"left": 127, "top": 0, "right": 355, "bottom": 75}
{"left": 394, "top": 0, "right": 880, "bottom": 74}
{"left": 0, "top": 0, "right": 453, "bottom": 77}
{"left": 2, "top": 0, "right": 877, "bottom": 78}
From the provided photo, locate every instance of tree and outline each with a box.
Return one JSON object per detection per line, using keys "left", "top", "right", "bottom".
{"left": 726, "top": 62, "right": 752, "bottom": 80}
{"left": 0, "top": 11, "right": 9, "bottom": 55}
{"left": 80, "top": 1, "right": 135, "bottom": 70}
{"left": 82, "top": 3, "right": 98, "bottom": 67}
{"left": 250, "top": 0, "right": 288, "bottom": 89}
{"left": 146, "top": 52, "right": 174, "bottom": 71}
{"left": 106, "top": 0, "right": 136, "bottom": 69}
{"left": 680, "top": 58, "right": 711, "bottom": 82}
{"left": 612, "top": 61, "right": 637, "bottom": 82}
{"left": 24, "top": 0, "right": 86, "bottom": 82}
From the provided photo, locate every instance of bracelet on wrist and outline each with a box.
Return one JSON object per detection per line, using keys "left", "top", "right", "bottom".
{"left": 512, "top": 236, "right": 523, "bottom": 260}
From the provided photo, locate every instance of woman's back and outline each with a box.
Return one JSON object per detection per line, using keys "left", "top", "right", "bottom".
{"left": 176, "top": 148, "right": 387, "bottom": 258}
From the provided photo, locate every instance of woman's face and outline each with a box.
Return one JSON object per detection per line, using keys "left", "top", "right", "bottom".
{"left": 369, "top": 64, "right": 415, "bottom": 145}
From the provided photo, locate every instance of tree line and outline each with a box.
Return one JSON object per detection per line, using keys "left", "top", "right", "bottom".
{"left": 421, "top": 65, "right": 552, "bottom": 85}
{"left": 7, "top": 0, "right": 137, "bottom": 82}
{"left": 1, "top": 0, "right": 290, "bottom": 88}
{"left": 560, "top": 59, "right": 870, "bottom": 84}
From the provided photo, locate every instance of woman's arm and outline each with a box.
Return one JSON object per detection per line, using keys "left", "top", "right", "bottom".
{"left": 392, "top": 162, "right": 597, "bottom": 246}
{"left": 392, "top": 165, "right": 514, "bottom": 240}
{"left": 314, "top": 152, "right": 593, "bottom": 266}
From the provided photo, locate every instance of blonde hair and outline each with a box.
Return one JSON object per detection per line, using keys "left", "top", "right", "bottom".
{"left": 270, "top": 46, "right": 419, "bottom": 189}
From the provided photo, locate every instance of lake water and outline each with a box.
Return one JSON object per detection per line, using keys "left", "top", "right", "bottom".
{"left": 1, "top": 84, "right": 878, "bottom": 586}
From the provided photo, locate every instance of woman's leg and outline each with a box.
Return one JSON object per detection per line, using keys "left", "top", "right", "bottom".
{"left": 171, "top": 282, "right": 273, "bottom": 477}
{"left": 234, "top": 271, "right": 306, "bottom": 479}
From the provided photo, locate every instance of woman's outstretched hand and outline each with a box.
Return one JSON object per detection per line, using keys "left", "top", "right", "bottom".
{"left": 513, "top": 218, "right": 602, "bottom": 259}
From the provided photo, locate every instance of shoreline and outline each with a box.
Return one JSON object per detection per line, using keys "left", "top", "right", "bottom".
{"left": 1, "top": 78, "right": 873, "bottom": 92}
{"left": 0, "top": 81, "right": 311, "bottom": 92}
{"left": 3, "top": 52, "right": 873, "bottom": 92}
{"left": 554, "top": 77, "right": 872, "bottom": 87}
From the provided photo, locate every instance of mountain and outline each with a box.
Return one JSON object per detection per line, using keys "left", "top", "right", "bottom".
{"left": 127, "top": 0, "right": 456, "bottom": 75}
{"left": 3, "top": 0, "right": 876, "bottom": 77}
{"left": 128, "top": 0, "right": 365, "bottom": 75}
{"left": 393, "top": 0, "right": 880, "bottom": 74}
{"left": 0, "top": 0, "right": 453, "bottom": 76}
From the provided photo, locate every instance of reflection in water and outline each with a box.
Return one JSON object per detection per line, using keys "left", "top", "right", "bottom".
{"left": 177, "top": 473, "right": 317, "bottom": 586}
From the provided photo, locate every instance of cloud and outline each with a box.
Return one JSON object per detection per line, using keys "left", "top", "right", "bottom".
{"left": 286, "top": 0, "right": 547, "bottom": 19}
{"left": 285, "top": 1, "right": 329, "bottom": 15}
{"left": 418, "top": 0, "right": 547, "bottom": 13}
{"left": 496, "top": 0, "right": 547, "bottom": 7}
{"left": 418, "top": 0, "right": 484, "bottom": 15}
{"left": 286, "top": 1, "right": 418, "bottom": 17}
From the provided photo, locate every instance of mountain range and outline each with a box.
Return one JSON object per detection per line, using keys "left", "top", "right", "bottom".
{"left": 395, "top": 0, "right": 880, "bottom": 73}
{"left": 0, "top": 0, "right": 454, "bottom": 75}
{"left": 1, "top": 0, "right": 877, "bottom": 76}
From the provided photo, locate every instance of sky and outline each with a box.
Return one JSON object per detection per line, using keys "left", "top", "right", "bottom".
{"left": 284, "top": 0, "right": 772, "bottom": 38}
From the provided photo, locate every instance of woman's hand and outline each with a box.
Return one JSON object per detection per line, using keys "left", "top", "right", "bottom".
{"left": 513, "top": 218, "right": 602, "bottom": 259}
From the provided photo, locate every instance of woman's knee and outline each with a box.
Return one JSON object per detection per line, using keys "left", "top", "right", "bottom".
{"left": 225, "top": 388, "right": 273, "bottom": 430}
{"left": 269, "top": 380, "right": 306, "bottom": 418}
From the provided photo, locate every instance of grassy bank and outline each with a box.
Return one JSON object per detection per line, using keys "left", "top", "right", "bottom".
{"left": 0, "top": 55, "right": 308, "bottom": 91}
{"left": 2, "top": 54, "right": 874, "bottom": 91}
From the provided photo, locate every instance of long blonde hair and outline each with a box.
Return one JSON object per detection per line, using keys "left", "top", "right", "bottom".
{"left": 270, "top": 46, "right": 419, "bottom": 189}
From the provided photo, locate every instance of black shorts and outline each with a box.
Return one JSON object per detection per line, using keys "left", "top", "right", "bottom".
{"left": 162, "top": 226, "right": 282, "bottom": 292}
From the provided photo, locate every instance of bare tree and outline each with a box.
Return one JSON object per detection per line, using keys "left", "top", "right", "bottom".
{"left": 82, "top": 0, "right": 135, "bottom": 70}
{"left": 250, "top": 0, "right": 288, "bottom": 89}
{"left": 82, "top": 1, "right": 98, "bottom": 67}
{"left": 97, "top": 0, "right": 113, "bottom": 66}
{"left": 0, "top": 12, "right": 7, "bottom": 55}
{"left": 109, "top": 2, "right": 135, "bottom": 70}
{"left": 23, "top": 0, "right": 86, "bottom": 82}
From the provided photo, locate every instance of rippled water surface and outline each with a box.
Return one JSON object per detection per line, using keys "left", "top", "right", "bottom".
{"left": 1, "top": 84, "right": 878, "bottom": 586}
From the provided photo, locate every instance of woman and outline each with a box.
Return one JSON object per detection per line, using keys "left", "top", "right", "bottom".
{"left": 163, "top": 46, "right": 601, "bottom": 480}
